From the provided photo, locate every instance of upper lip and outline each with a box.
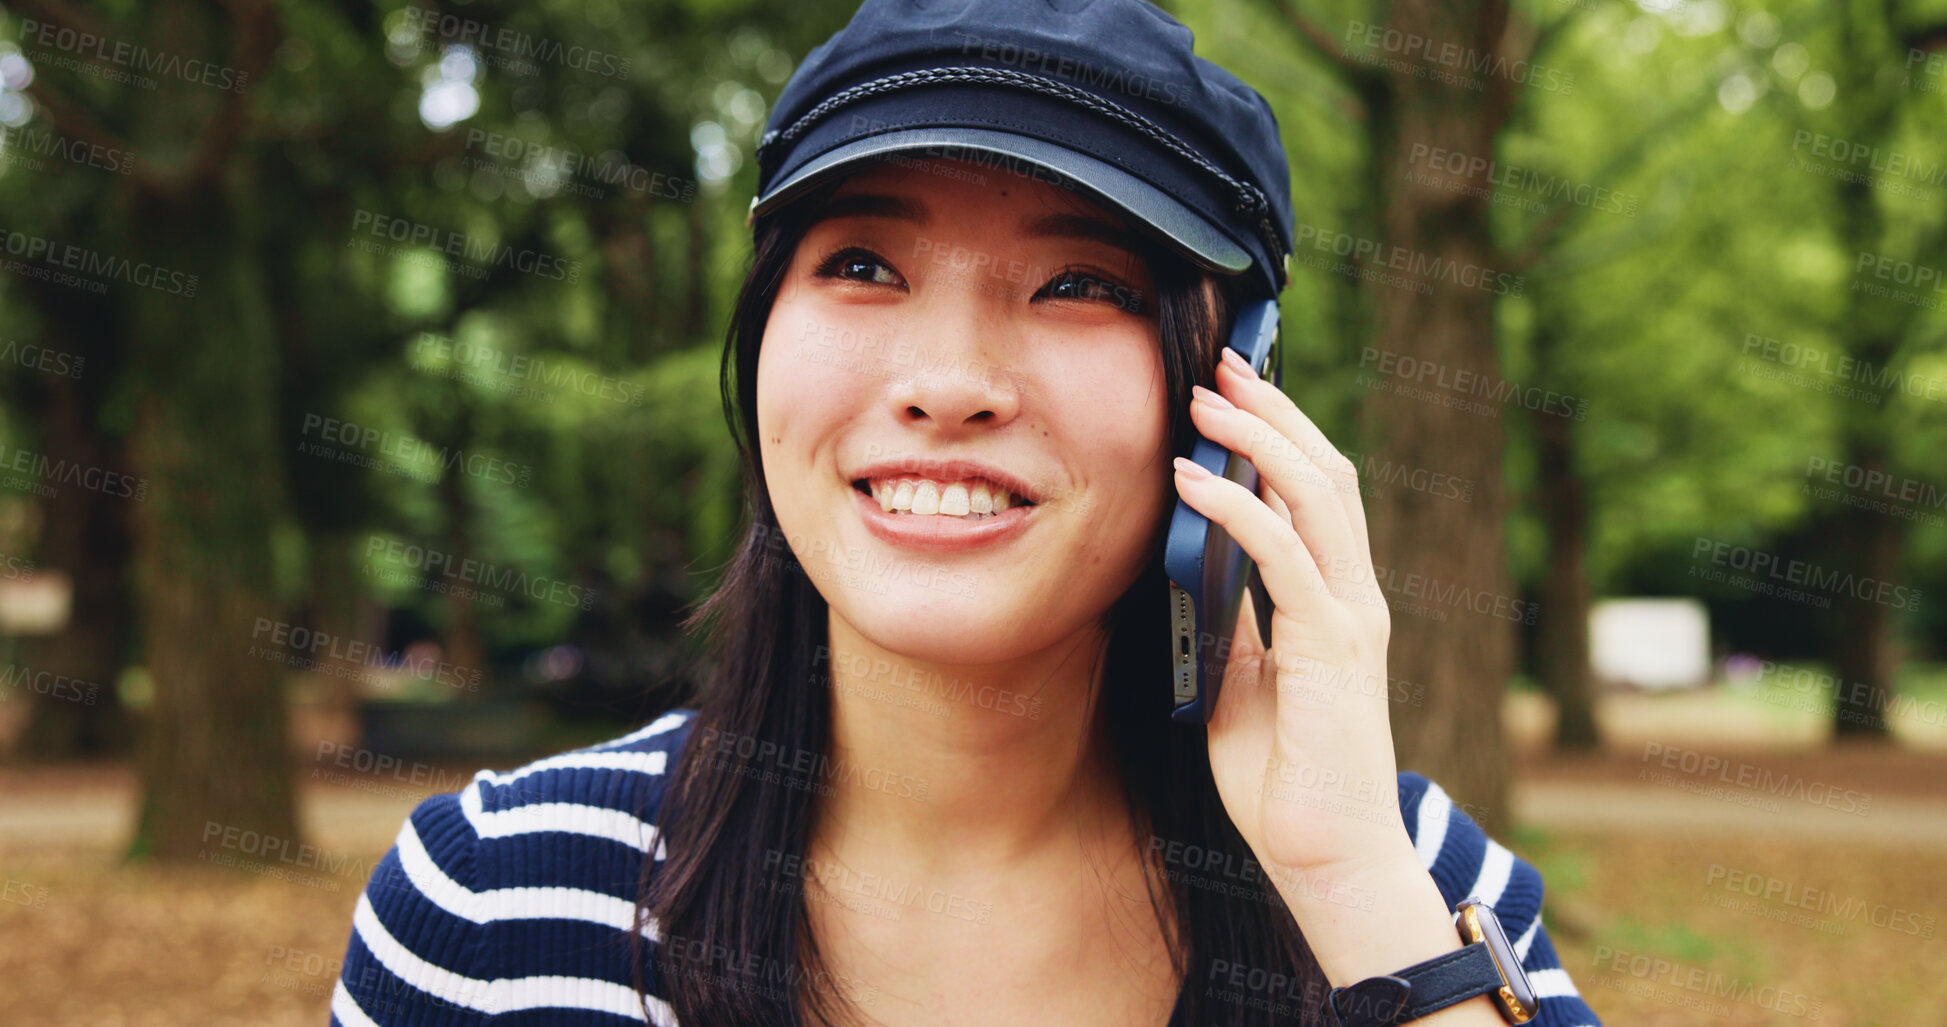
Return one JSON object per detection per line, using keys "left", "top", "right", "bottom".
{"left": 849, "top": 457, "right": 1042, "bottom": 505}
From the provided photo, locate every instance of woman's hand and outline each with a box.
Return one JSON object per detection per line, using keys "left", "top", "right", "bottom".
{"left": 1172, "top": 351, "right": 1517, "bottom": 1016}
{"left": 1172, "top": 348, "right": 1409, "bottom": 882}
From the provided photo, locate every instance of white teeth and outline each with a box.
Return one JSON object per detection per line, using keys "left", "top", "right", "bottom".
{"left": 865, "top": 476, "right": 1025, "bottom": 518}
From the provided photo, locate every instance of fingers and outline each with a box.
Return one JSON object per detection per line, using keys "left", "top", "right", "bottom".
{"left": 1188, "top": 384, "right": 1359, "bottom": 594}
{"left": 1216, "top": 357, "right": 1374, "bottom": 561}
{"left": 1210, "top": 586, "right": 1276, "bottom": 734}
{"left": 1258, "top": 464, "right": 1295, "bottom": 527}
{"left": 1171, "top": 453, "right": 1355, "bottom": 637}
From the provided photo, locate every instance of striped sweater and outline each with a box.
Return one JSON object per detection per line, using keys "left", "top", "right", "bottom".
{"left": 330, "top": 708, "right": 1602, "bottom": 1026}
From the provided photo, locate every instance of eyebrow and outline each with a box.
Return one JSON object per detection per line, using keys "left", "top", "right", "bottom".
{"left": 806, "top": 191, "right": 926, "bottom": 230}
{"left": 810, "top": 192, "right": 1148, "bottom": 264}
{"left": 1022, "top": 211, "right": 1148, "bottom": 264}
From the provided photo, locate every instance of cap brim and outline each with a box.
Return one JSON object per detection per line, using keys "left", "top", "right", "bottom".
{"left": 748, "top": 126, "right": 1254, "bottom": 277}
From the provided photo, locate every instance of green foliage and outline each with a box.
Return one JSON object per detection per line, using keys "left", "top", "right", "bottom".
{"left": 3, "top": 0, "right": 1943, "bottom": 715}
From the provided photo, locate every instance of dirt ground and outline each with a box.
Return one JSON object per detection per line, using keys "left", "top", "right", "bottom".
{"left": 1, "top": 690, "right": 1942, "bottom": 1026}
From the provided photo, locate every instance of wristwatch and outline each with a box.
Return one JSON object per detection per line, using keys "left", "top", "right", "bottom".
{"left": 1324, "top": 898, "right": 1538, "bottom": 1026}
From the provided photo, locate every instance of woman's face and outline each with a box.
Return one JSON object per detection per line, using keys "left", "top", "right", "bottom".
{"left": 756, "top": 157, "right": 1175, "bottom": 666}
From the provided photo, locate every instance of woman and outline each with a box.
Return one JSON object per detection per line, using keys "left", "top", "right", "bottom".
{"left": 332, "top": 2, "right": 1603, "bottom": 1026}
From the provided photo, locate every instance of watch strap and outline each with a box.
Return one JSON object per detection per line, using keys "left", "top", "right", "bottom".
{"left": 1327, "top": 941, "right": 1501, "bottom": 1027}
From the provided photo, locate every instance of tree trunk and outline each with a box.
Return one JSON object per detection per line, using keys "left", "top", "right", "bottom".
{"left": 1531, "top": 408, "right": 1598, "bottom": 750}
{"left": 123, "top": 0, "right": 296, "bottom": 862}
{"left": 1826, "top": 442, "right": 1898, "bottom": 740}
{"left": 1357, "top": 0, "right": 1515, "bottom": 834}
{"left": 1822, "top": 5, "right": 1903, "bottom": 743}
{"left": 306, "top": 533, "right": 374, "bottom": 745}
{"left": 438, "top": 465, "right": 488, "bottom": 688}
{"left": 123, "top": 229, "right": 300, "bottom": 858}
{"left": 6, "top": 247, "right": 136, "bottom": 761}
{"left": 11, "top": 371, "right": 136, "bottom": 760}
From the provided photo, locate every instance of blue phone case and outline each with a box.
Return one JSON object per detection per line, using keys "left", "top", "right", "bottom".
{"left": 1164, "top": 299, "right": 1280, "bottom": 724}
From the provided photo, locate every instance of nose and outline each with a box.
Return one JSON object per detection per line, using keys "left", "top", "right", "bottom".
{"left": 885, "top": 303, "right": 1022, "bottom": 431}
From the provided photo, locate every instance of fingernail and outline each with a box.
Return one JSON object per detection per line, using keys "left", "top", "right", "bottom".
{"left": 1191, "top": 384, "right": 1234, "bottom": 410}
{"left": 1221, "top": 347, "right": 1259, "bottom": 379}
{"left": 1173, "top": 456, "right": 1212, "bottom": 479}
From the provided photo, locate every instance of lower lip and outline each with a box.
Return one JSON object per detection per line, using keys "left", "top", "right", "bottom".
{"left": 852, "top": 485, "right": 1034, "bottom": 552}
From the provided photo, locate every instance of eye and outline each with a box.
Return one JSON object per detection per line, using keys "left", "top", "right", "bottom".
{"left": 1036, "top": 268, "right": 1145, "bottom": 314}
{"left": 812, "top": 246, "right": 904, "bottom": 288}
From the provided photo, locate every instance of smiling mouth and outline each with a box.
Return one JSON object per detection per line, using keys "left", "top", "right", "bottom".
{"left": 853, "top": 477, "right": 1037, "bottom": 519}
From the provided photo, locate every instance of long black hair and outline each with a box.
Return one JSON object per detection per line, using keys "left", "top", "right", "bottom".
{"left": 633, "top": 167, "right": 1329, "bottom": 1026}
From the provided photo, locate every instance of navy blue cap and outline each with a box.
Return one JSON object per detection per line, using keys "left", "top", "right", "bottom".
{"left": 749, "top": 0, "right": 1294, "bottom": 299}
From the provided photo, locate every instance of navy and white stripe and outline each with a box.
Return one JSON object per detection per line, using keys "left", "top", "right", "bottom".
{"left": 333, "top": 711, "right": 1602, "bottom": 1025}
{"left": 1399, "top": 772, "right": 1601, "bottom": 1026}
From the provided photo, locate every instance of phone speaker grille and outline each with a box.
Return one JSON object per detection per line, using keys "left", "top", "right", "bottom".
{"left": 1169, "top": 584, "right": 1196, "bottom": 705}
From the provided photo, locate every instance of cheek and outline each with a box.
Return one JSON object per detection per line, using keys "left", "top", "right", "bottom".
{"left": 1045, "top": 345, "right": 1172, "bottom": 515}
{"left": 755, "top": 300, "right": 880, "bottom": 484}
{"left": 758, "top": 307, "right": 830, "bottom": 433}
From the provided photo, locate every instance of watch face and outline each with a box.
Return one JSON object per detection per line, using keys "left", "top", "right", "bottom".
{"left": 1459, "top": 900, "right": 1538, "bottom": 1023}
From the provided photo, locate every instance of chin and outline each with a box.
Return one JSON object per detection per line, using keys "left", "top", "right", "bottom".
{"left": 841, "top": 600, "right": 1020, "bottom": 662}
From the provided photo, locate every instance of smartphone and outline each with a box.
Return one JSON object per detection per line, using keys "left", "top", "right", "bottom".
{"left": 1165, "top": 299, "right": 1280, "bottom": 724}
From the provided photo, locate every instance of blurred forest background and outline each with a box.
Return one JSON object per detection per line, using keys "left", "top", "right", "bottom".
{"left": 4, "top": 0, "right": 1947, "bottom": 848}
{"left": 2, "top": 0, "right": 1947, "bottom": 1021}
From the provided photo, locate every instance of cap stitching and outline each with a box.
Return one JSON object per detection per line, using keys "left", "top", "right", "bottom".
{"left": 761, "top": 65, "right": 1285, "bottom": 286}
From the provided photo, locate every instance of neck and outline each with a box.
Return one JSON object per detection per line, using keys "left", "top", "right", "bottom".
{"left": 808, "top": 610, "right": 1133, "bottom": 870}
